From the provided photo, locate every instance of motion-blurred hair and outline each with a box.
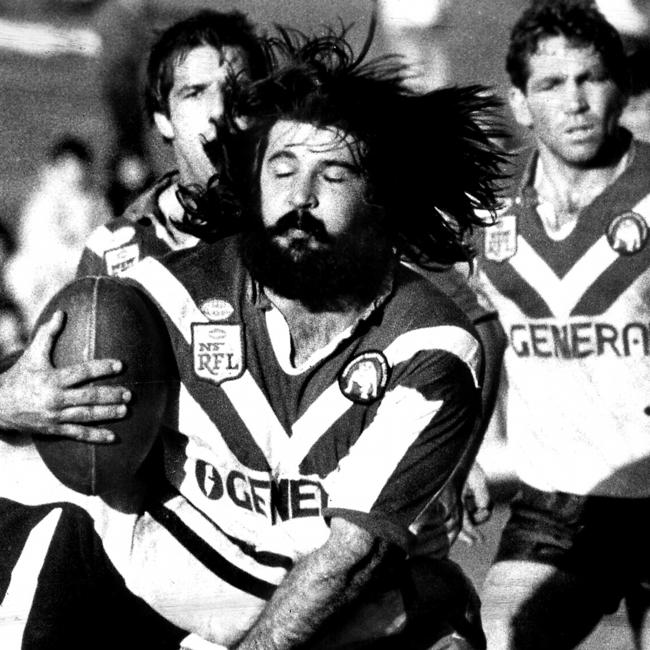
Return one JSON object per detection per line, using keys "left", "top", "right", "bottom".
{"left": 222, "top": 25, "right": 507, "bottom": 267}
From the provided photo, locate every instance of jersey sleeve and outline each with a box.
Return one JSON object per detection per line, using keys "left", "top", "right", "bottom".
{"left": 323, "top": 336, "right": 482, "bottom": 552}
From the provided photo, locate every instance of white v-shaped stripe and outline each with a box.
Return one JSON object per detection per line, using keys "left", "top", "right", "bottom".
{"left": 129, "top": 260, "right": 480, "bottom": 476}
{"left": 511, "top": 236, "right": 618, "bottom": 319}
{"left": 127, "top": 258, "right": 289, "bottom": 474}
{"left": 510, "top": 191, "right": 650, "bottom": 319}
{"left": 0, "top": 508, "right": 62, "bottom": 646}
{"left": 285, "top": 325, "right": 480, "bottom": 470}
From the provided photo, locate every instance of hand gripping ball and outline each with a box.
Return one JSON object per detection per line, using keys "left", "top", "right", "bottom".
{"left": 32, "top": 276, "right": 177, "bottom": 496}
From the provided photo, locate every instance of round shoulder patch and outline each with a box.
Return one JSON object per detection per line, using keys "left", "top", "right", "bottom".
{"left": 338, "top": 351, "right": 390, "bottom": 404}
{"left": 200, "top": 299, "right": 234, "bottom": 321}
{"left": 606, "top": 211, "right": 648, "bottom": 256}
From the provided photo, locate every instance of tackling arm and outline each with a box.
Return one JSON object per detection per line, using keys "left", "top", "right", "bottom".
{"left": 234, "top": 517, "right": 390, "bottom": 650}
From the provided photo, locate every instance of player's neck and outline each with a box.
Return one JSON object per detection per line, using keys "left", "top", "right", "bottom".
{"left": 534, "top": 139, "right": 632, "bottom": 236}
{"left": 265, "top": 290, "right": 364, "bottom": 368}
{"left": 158, "top": 183, "right": 185, "bottom": 223}
{"left": 157, "top": 183, "right": 200, "bottom": 247}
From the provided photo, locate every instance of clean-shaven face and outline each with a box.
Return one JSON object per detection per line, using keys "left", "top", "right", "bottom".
{"left": 157, "top": 44, "right": 247, "bottom": 186}
{"left": 512, "top": 35, "right": 625, "bottom": 166}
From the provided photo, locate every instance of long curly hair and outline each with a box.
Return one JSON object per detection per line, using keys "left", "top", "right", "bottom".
{"left": 218, "top": 23, "right": 509, "bottom": 267}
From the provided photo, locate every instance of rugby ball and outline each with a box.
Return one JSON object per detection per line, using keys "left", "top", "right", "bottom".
{"left": 32, "top": 276, "right": 177, "bottom": 496}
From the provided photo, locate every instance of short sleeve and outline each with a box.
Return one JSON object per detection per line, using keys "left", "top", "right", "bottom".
{"left": 324, "top": 342, "right": 481, "bottom": 551}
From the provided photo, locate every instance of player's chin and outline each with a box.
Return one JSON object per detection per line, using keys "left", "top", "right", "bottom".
{"left": 561, "top": 142, "right": 605, "bottom": 166}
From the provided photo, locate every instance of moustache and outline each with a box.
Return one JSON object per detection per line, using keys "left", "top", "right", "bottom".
{"left": 267, "top": 210, "right": 330, "bottom": 243}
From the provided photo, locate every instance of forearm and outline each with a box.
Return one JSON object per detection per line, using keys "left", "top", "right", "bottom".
{"left": 235, "top": 520, "right": 388, "bottom": 650}
{"left": 475, "top": 317, "right": 506, "bottom": 431}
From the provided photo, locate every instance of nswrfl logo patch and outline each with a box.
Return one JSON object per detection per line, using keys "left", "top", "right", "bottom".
{"left": 484, "top": 213, "right": 518, "bottom": 262}
{"left": 104, "top": 243, "right": 140, "bottom": 276}
{"left": 338, "top": 350, "right": 390, "bottom": 404}
{"left": 192, "top": 322, "right": 244, "bottom": 384}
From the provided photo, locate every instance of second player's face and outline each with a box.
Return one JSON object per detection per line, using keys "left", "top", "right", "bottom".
{"left": 155, "top": 45, "right": 247, "bottom": 186}
{"left": 511, "top": 35, "right": 625, "bottom": 167}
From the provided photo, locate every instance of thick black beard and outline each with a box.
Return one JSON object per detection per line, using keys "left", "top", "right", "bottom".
{"left": 241, "top": 209, "right": 394, "bottom": 312}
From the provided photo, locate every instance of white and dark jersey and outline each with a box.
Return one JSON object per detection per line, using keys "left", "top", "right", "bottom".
{"left": 0, "top": 498, "right": 185, "bottom": 650}
{"left": 473, "top": 141, "right": 650, "bottom": 497}
{"left": 125, "top": 236, "right": 482, "bottom": 579}
{"left": 76, "top": 172, "right": 198, "bottom": 278}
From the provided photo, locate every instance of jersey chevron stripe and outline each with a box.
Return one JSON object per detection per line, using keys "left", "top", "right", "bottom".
{"left": 476, "top": 144, "right": 650, "bottom": 496}
{"left": 127, "top": 258, "right": 290, "bottom": 470}
{"left": 510, "top": 236, "right": 619, "bottom": 318}
{"left": 385, "top": 326, "right": 480, "bottom": 386}
{"left": 177, "top": 384, "right": 245, "bottom": 468}
{"left": 147, "top": 503, "right": 278, "bottom": 600}
{"left": 220, "top": 373, "right": 290, "bottom": 475}
{"left": 126, "top": 257, "right": 207, "bottom": 341}
{"left": 283, "top": 383, "right": 350, "bottom": 472}
{"left": 324, "top": 386, "right": 443, "bottom": 512}
{"left": 150, "top": 497, "right": 291, "bottom": 577}
{"left": 286, "top": 325, "right": 480, "bottom": 469}
{"left": 0, "top": 508, "right": 61, "bottom": 644}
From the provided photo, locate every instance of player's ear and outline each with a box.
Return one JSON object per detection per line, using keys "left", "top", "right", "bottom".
{"left": 153, "top": 112, "right": 174, "bottom": 140}
{"left": 509, "top": 86, "right": 533, "bottom": 129}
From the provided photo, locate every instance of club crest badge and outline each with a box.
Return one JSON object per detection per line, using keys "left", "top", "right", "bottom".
{"left": 606, "top": 211, "right": 648, "bottom": 256}
{"left": 484, "top": 214, "right": 518, "bottom": 262}
{"left": 199, "top": 298, "right": 234, "bottom": 321}
{"left": 192, "top": 323, "right": 244, "bottom": 384}
{"left": 104, "top": 243, "right": 139, "bottom": 276}
{"left": 338, "top": 351, "right": 390, "bottom": 404}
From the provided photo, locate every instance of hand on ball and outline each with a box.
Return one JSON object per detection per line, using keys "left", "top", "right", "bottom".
{"left": 0, "top": 311, "right": 129, "bottom": 443}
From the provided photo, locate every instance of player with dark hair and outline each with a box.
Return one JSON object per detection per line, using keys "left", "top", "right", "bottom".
{"left": 0, "top": 10, "right": 267, "bottom": 446}
{"left": 77, "top": 9, "right": 267, "bottom": 278}
{"left": 93, "top": 25, "right": 506, "bottom": 648}
{"left": 505, "top": 0, "right": 629, "bottom": 95}
{"left": 471, "top": 1, "right": 650, "bottom": 648}
{"left": 0, "top": 23, "right": 506, "bottom": 649}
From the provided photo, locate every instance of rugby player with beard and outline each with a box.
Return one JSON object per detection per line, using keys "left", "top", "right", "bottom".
{"left": 0, "top": 23, "right": 506, "bottom": 650}
{"left": 101, "top": 27, "right": 507, "bottom": 648}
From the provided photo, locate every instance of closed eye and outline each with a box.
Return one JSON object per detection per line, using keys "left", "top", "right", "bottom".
{"left": 321, "top": 163, "right": 360, "bottom": 183}
{"left": 180, "top": 85, "right": 205, "bottom": 99}
{"left": 269, "top": 159, "right": 297, "bottom": 177}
